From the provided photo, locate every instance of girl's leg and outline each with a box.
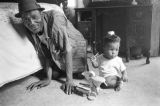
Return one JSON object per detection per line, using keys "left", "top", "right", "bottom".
{"left": 114, "top": 77, "right": 123, "bottom": 91}
{"left": 105, "top": 76, "right": 122, "bottom": 91}
{"left": 105, "top": 76, "right": 118, "bottom": 88}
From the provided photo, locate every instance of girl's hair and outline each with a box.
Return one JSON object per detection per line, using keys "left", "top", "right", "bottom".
{"left": 103, "top": 31, "right": 121, "bottom": 46}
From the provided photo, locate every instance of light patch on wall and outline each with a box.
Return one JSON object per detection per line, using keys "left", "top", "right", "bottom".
{"left": 68, "top": 0, "right": 76, "bottom": 8}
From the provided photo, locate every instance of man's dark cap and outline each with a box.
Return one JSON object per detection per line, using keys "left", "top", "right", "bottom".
{"left": 15, "top": 0, "right": 45, "bottom": 18}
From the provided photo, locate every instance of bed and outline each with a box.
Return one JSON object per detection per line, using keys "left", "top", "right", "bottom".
{"left": 0, "top": 2, "right": 86, "bottom": 87}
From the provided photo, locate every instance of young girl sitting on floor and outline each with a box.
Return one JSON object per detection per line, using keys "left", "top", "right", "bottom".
{"left": 84, "top": 31, "right": 128, "bottom": 100}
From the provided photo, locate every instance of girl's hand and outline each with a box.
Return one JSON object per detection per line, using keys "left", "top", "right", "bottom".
{"left": 122, "top": 75, "right": 128, "bottom": 82}
{"left": 90, "top": 55, "right": 97, "bottom": 63}
{"left": 90, "top": 53, "right": 99, "bottom": 67}
{"left": 90, "top": 53, "right": 99, "bottom": 61}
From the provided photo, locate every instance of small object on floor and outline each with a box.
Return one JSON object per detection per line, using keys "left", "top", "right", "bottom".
{"left": 79, "top": 82, "right": 90, "bottom": 87}
{"left": 73, "top": 85, "right": 91, "bottom": 97}
{"left": 87, "top": 92, "right": 97, "bottom": 101}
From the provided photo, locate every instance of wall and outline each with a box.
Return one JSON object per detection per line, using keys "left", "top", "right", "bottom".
{"left": 68, "top": 0, "right": 85, "bottom": 8}
{"left": 67, "top": 0, "right": 160, "bottom": 8}
{"left": 68, "top": 0, "right": 91, "bottom": 8}
{"left": 68, "top": 0, "right": 76, "bottom": 8}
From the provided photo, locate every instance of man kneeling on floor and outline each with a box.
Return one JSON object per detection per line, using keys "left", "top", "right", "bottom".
{"left": 15, "top": 0, "right": 85, "bottom": 95}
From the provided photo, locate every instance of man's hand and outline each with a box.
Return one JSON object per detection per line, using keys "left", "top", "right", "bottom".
{"left": 26, "top": 79, "right": 51, "bottom": 91}
{"left": 61, "top": 80, "right": 75, "bottom": 95}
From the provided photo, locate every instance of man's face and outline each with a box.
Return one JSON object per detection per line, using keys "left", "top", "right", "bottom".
{"left": 21, "top": 10, "right": 43, "bottom": 34}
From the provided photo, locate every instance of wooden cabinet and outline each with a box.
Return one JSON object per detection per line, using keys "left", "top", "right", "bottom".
{"left": 75, "top": 4, "right": 160, "bottom": 59}
{"left": 126, "top": 4, "right": 160, "bottom": 57}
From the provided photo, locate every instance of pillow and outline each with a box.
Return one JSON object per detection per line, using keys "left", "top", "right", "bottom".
{"left": 0, "top": 3, "right": 19, "bottom": 23}
{"left": 0, "top": 2, "right": 64, "bottom": 23}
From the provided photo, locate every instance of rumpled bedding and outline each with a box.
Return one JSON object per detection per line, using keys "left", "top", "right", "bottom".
{"left": 0, "top": 3, "right": 64, "bottom": 87}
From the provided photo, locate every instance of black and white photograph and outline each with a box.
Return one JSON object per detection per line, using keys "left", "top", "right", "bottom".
{"left": 0, "top": 0, "right": 160, "bottom": 106}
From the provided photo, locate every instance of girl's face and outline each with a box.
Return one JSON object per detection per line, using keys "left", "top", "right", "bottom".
{"left": 22, "top": 10, "right": 43, "bottom": 34}
{"left": 103, "top": 42, "right": 120, "bottom": 59}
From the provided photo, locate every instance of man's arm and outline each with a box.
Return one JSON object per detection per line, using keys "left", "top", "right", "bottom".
{"left": 64, "top": 42, "right": 74, "bottom": 94}
{"left": 61, "top": 21, "right": 74, "bottom": 94}
{"left": 49, "top": 11, "right": 74, "bottom": 94}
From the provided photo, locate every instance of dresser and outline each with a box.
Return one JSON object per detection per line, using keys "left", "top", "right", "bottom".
{"left": 75, "top": 3, "right": 160, "bottom": 61}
